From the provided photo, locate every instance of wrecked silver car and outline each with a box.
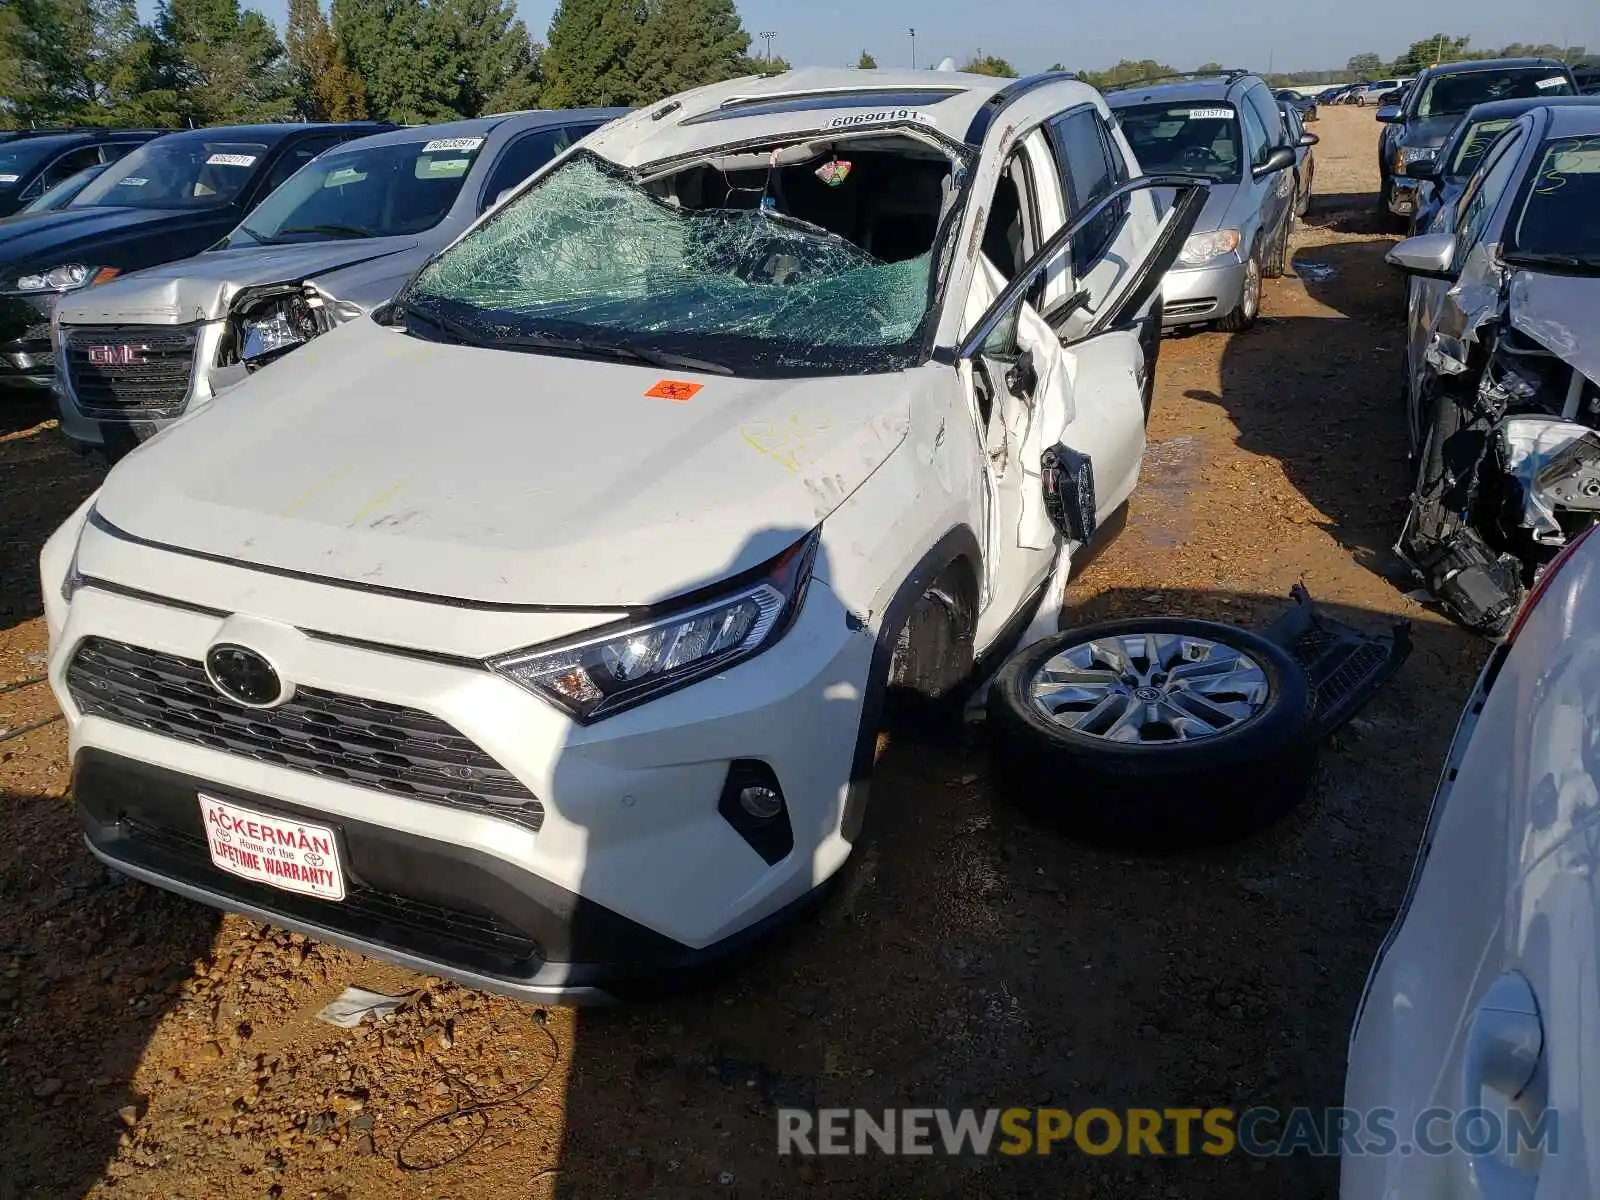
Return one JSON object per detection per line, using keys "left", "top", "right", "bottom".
{"left": 1391, "top": 104, "right": 1600, "bottom": 633}
{"left": 52, "top": 110, "right": 625, "bottom": 458}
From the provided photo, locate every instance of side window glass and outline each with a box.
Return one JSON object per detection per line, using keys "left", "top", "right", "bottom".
{"left": 1245, "top": 86, "right": 1285, "bottom": 147}
{"left": 1455, "top": 134, "right": 1523, "bottom": 253}
{"left": 974, "top": 150, "right": 1037, "bottom": 358}
{"left": 1238, "top": 103, "right": 1271, "bottom": 168}
{"left": 481, "top": 126, "right": 585, "bottom": 211}
{"left": 100, "top": 143, "right": 138, "bottom": 167}
{"left": 1047, "top": 108, "right": 1122, "bottom": 276}
{"left": 259, "top": 135, "right": 346, "bottom": 199}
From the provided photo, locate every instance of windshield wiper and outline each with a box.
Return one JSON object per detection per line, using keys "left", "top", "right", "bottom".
{"left": 1502, "top": 250, "right": 1600, "bottom": 273}
{"left": 270, "top": 223, "right": 376, "bottom": 241}
{"left": 404, "top": 302, "right": 734, "bottom": 375}
{"left": 229, "top": 225, "right": 267, "bottom": 245}
{"left": 481, "top": 331, "right": 734, "bottom": 376}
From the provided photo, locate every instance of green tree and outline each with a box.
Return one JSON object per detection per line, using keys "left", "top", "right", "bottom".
{"left": 437, "top": 0, "right": 541, "bottom": 114}
{"left": 156, "top": 0, "right": 294, "bottom": 123}
{"left": 286, "top": 0, "right": 366, "bottom": 120}
{"left": 1081, "top": 58, "right": 1172, "bottom": 89}
{"left": 747, "top": 53, "right": 788, "bottom": 75}
{"left": 857, "top": 49, "right": 876, "bottom": 69}
{"left": 2, "top": 0, "right": 161, "bottom": 124}
{"left": 1393, "top": 33, "right": 1472, "bottom": 75}
{"left": 334, "top": 0, "right": 461, "bottom": 121}
{"left": 541, "top": 0, "right": 644, "bottom": 107}
{"left": 629, "top": 0, "right": 750, "bottom": 103}
{"left": 1345, "top": 52, "right": 1383, "bottom": 80}
{"left": 1196, "top": 60, "right": 1223, "bottom": 72}
{"left": 961, "top": 51, "right": 1017, "bottom": 78}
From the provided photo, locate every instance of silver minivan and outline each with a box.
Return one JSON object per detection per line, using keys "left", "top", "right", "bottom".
{"left": 1108, "top": 70, "right": 1310, "bottom": 331}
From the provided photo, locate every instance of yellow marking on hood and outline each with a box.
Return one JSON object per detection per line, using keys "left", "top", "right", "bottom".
{"left": 350, "top": 478, "right": 413, "bottom": 524}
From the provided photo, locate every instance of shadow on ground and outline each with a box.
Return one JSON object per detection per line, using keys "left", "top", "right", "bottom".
{"left": 0, "top": 395, "right": 102, "bottom": 638}
{"left": 548, "top": 587, "right": 1484, "bottom": 1198}
{"left": 1180, "top": 238, "right": 1415, "bottom": 591}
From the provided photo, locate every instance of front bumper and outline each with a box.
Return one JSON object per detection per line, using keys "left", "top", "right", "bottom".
{"left": 0, "top": 294, "right": 56, "bottom": 390}
{"left": 1387, "top": 176, "right": 1424, "bottom": 218}
{"left": 1159, "top": 258, "right": 1247, "bottom": 327}
{"left": 49, "top": 543, "right": 872, "bottom": 1003}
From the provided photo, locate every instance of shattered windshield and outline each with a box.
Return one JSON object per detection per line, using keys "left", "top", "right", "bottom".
{"left": 1115, "top": 104, "right": 1242, "bottom": 182}
{"left": 1418, "top": 69, "right": 1573, "bottom": 118}
{"left": 231, "top": 137, "right": 487, "bottom": 245}
{"left": 405, "top": 149, "right": 950, "bottom": 377}
{"left": 1508, "top": 136, "right": 1600, "bottom": 267}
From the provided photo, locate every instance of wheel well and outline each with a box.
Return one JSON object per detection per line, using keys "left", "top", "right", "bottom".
{"left": 887, "top": 557, "right": 979, "bottom": 699}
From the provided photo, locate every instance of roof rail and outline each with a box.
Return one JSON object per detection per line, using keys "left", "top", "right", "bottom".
{"left": 963, "top": 70, "right": 1080, "bottom": 146}
{"left": 1105, "top": 68, "right": 1251, "bottom": 92}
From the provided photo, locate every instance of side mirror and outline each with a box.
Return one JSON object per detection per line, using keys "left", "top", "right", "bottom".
{"left": 1375, "top": 105, "right": 1402, "bottom": 123}
{"left": 1386, "top": 231, "right": 1455, "bottom": 279}
{"left": 1252, "top": 145, "right": 1298, "bottom": 180}
{"left": 1298, "top": 130, "right": 1320, "bottom": 148}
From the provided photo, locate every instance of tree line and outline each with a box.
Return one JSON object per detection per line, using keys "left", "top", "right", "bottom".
{"left": 1341, "top": 35, "right": 1591, "bottom": 83}
{"left": 0, "top": 0, "right": 791, "bottom": 128}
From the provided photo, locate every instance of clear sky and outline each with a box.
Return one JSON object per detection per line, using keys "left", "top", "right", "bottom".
{"left": 137, "top": 0, "right": 1598, "bottom": 77}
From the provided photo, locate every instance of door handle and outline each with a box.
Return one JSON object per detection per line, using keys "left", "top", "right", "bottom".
{"left": 1459, "top": 971, "right": 1545, "bottom": 1200}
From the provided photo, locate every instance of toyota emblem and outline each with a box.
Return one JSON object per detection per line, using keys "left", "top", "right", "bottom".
{"left": 205, "top": 643, "right": 288, "bottom": 708}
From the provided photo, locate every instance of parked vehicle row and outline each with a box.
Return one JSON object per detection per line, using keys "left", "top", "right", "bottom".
{"left": 1386, "top": 98, "right": 1600, "bottom": 633}
{"left": 1, "top": 120, "right": 395, "bottom": 392}
{"left": 49, "top": 109, "right": 623, "bottom": 456}
{"left": 1376, "top": 57, "right": 1577, "bottom": 225}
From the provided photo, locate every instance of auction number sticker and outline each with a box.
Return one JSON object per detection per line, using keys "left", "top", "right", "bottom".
{"left": 1536, "top": 76, "right": 1567, "bottom": 89}
{"left": 825, "top": 109, "right": 937, "bottom": 129}
{"left": 645, "top": 379, "right": 703, "bottom": 401}
{"left": 0, "top": 174, "right": 18, "bottom": 184}
{"left": 1187, "top": 107, "right": 1234, "bottom": 120}
{"left": 422, "top": 136, "right": 485, "bottom": 153}
{"left": 207, "top": 153, "right": 258, "bottom": 167}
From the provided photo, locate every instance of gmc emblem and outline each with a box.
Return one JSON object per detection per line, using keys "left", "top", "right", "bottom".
{"left": 86, "top": 344, "right": 149, "bottom": 366}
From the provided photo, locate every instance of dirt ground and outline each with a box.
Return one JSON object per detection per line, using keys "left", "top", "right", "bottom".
{"left": 0, "top": 105, "right": 1487, "bottom": 1200}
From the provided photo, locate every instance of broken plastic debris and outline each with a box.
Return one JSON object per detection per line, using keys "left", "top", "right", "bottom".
{"left": 1295, "top": 261, "right": 1336, "bottom": 282}
{"left": 815, "top": 160, "right": 852, "bottom": 187}
{"left": 316, "top": 986, "right": 406, "bottom": 1028}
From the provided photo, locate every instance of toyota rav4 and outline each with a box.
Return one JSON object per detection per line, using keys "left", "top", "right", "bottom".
{"left": 41, "top": 68, "right": 1226, "bottom": 1002}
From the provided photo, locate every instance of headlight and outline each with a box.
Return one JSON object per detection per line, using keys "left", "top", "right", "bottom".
{"left": 1394, "top": 146, "right": 1437, "bottom": 175}
{"left": 8, "top": 264, "right": 119, "bottom": 295}
{"left": 490, "top": 530, "right": 820, "bottom": 721}
{"left": 240, "top": 310, "right": 310, "bottom": 361}
{"left": 1177, "top": 229, "right": 1241, "bottom": 267}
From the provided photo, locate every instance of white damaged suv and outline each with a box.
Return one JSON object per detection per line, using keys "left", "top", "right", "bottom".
{"left": 41, "top": 69, "right": 1221, "bottom": 1001}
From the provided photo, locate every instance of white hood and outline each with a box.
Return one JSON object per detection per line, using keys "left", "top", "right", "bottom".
{"left": 94, "top": 318, "right": 913, "bottom": 607}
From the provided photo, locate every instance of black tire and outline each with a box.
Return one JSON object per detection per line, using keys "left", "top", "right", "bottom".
{"left": 986, "top": 618, "right": 1319, "bottom": 847}
{"left": 1215, "top": 249, "right": 1261, "bottom": 332}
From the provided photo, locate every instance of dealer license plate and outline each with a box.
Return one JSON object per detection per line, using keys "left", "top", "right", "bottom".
{"left": 199, "top": 794, "right": 346, "bottom": 901}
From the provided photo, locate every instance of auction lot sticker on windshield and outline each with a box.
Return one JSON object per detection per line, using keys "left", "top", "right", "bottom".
{"left": 422, "top": 136, "right": 485, "bottom": 153}
{"left": 1187, "top": 107, "right": 1235, "bottom": 120}
{"left": 200, "top": 794, "right": 346, "bottom": 901}
{"left": 207, "top": 153, "right": 258, "bottom": 167}
{"left": 1536, "top": 76, "right": 1567, "bottom": 89}
{"left": 825, "top": 109, "right": 937, "bottom": 129}
{"left": 0, "top": 174, "right": 18, "bottom": 184}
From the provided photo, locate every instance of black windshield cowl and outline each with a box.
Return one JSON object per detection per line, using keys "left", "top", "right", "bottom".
{"left": 266, "top": 223, "right": 378, "bottom": 242}
{"left": 403, "top": 297, "right": 735, "bottom": 375}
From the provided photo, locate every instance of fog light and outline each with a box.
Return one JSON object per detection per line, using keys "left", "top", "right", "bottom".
{"left": 718, "top": 760, "right": 793, "bottom": 865}
{"left": 739, "top": 785, "right": 783, "bottom": 821}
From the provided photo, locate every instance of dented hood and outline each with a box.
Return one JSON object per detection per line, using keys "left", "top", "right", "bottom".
{"left": 93, "top": 317, "right": 914, "bottom": 607}
{"left": 1508, "top": 269, "right": 1600, "bottom": 388}
{"left": 57, "top": 237, "right": 418, "bottom": 325}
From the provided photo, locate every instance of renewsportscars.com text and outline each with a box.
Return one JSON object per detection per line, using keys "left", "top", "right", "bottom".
{"left": 777, "top": 1106, "right": 1557, "bottom": 1158}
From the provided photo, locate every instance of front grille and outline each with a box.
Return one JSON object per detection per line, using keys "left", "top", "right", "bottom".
{"left": 64, "top": 323, "right": 200, "bottom": 417}
{"left": 125, "top": 818, "right": 543, "bottom": 974}
{"left": 67, "top": 638, "right": 544, "bottom": 832}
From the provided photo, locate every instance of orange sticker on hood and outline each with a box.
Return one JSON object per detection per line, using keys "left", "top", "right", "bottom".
{"left": 645, "top": 379, "right": 703, "bottom": 401}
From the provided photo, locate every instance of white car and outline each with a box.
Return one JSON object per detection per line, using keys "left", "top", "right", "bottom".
{"left": 1343, "top": 526, "right": 1600, "bottom": 1193}
{"left": 40, "top": 69, "right": 1216, "bottom": 1002}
